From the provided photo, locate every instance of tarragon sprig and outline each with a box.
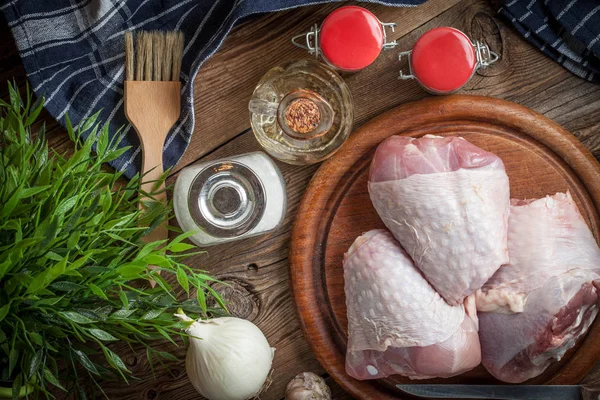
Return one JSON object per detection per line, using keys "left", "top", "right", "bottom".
{"left": 0, "top": 82, "right": 226, "bottom": 399}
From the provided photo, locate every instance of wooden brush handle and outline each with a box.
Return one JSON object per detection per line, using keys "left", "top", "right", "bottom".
{"left": 124, "top": 81, "right": 181, "bottom": 249}
{"left": 140, "top": 148, "right": 168, "bottom": 243}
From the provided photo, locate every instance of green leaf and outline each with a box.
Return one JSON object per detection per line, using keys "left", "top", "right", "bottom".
{"left": 21, "top": 185, "right": 50, "bottom": 198}
{"left": 66, "top": 230, "right": 81, "bottom": 250}
{"left": 152, "top": 274, "right": 175, "bottom": 298}
{"left": 26, "top": 256, "right": 67, "bottom": 294}
{"left": 154, "top": 326, "right": 176, "bottom": 346}
{"left": 141, "top": 253, "right": 170, "bottom": 267}
{"left": 135, "top": 241, "right": 162, "bottom": 261}
{"left": 43, "top": 367, "right": 66, "bottom": 391}
{"left": 27, "top": 332, "right": 43, "bottom": 346}
{"left": 101, "top": 346, "right": 130, "bottom": 373}
{"left": 0, "top": 304, "right": 10, "bottom": 322}
{"left": 176, "top": 267, "right": 189, "bottom": 294}
{"left": 146, "top": 347, "right": 155, "bottom": 377}
{"left": 28, "top": 350, "right": 43, "bottom": 378}
{"left": 66, "top": 254, "right": 92, "bottom": 272}
{"left": 168, "top": 242, "right": 195, "bottom": 253}
{"left": 103, "top": 145, "right": 129, "bottom": 162}
{"left": 141, "top": 308, "right": 165, "bottom": 320}
{"left": 119, "top": 291, "right": 129, "bottom": 309}
{"left": 45, "top": 251, "right": 63, "bottom": 261}
{"left": 155, "top": 351, "right": 179, "bottom": 362}
{"left": 0, "top": 184, "right": 23, "bottom": 219}
{"left": 96, "top": 127, "right": 108, "bottom": 156}
{"left": 8, "top": 347, "right": 18, "bottom": 376}
{"left": 88, "top": 284, "right": 108, "bottom": 300}
{"left": 24, "top": 95, "right": 44, "bottom": 127}
{"left": 33, "top": 297, "right": 63, "bottom": 307}
{"left": 55, "top": 195, "right": 78, "bottom": 217}
{"left": 196, "top": 288, "right": 207, "bottom": 313}
{"left": 65, "top": 113, "right": 75, "bottom": 141}
{"left": 59, "top": 311, "right": 95, "bottom": 324}
{"left": 49, "top": 281, "right": 85, "bottom": 292}
{"left": 73, "top": 349, "right": 100, "bottom": 375}
{"left": 87, "top": 329, "right": 118, "bottom": 342}
{"left": 11, "top": 373, "right": 22, "bottom": 400}
{"left": 117, "top": 261, "right": 147, "bottom": 278}
{"left": 110, "top": 309, "right": 135, "bottom": 319}
{"left": 37, "top": 217, "right": 59, "bottom": 249}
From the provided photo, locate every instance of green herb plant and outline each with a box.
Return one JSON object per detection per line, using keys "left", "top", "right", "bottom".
{"left": 0, "top": 83, "right": 226, "bottom": 399}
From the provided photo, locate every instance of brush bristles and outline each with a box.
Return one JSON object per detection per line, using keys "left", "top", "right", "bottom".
{"left": 152, "top": 34, "right": 164, "bottom": 81}
{"left": 171, "top": 32, "right": 184, "bottom": 81}
{"left": 135, "top": 32, "right": 145, "bottom": 81}
{"left": 125, "top": 32, "right": 134, "bottom": 81}
{"left": 124, "top": 30, "right": 184, "bottom": 82}
{"left": 163, "top": 33, "right": 174, "bottom": 82}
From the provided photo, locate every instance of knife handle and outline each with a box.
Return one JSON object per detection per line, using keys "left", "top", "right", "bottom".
{"left": 582, "top": 385, "right": 600, "bottom": 400}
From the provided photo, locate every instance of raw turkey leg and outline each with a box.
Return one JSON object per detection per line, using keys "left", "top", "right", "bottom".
{"left": 344, "top": 229, "right": 481, "bottom": 380}
{"left": 368, "top": 135, "right": 510, "bottom": 305}
{"left": 477, "top": 192, "right": 600, "bottom": 383}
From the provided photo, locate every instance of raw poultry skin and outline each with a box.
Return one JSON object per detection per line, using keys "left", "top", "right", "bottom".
{"left": 368, "top": 135, "right": 510, "bottom": 305}
{"left": 344, "top": 230, "right": 481, "bottom": 380}
{"left": 477, "top": 192, "right": 600, "bottom": 383}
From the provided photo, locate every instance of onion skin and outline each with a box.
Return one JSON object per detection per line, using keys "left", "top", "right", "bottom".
{"left": 177, "top": 314, "right": 275, "bottom": 400}
{"left": 285, "top": 372, "right": 332, "bottom": 400}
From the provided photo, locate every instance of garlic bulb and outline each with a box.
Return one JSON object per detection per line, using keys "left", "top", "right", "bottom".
{"left": 285, "top": 372, "right": 332, "bottom": 400}
{"left": 176, "top": 313, "right": 275, "bottom": 400}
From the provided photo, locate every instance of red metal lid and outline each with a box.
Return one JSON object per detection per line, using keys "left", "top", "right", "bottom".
{"left": 319, "top": 6, "right": 384, "bottom": 71}
{"left": 411, "top": 27, "right": 476, "bottom": 93}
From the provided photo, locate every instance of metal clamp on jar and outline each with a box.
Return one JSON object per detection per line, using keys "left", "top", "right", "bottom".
{"left": 291, "top": 5, "right": 398, "bottom": 72}
{"left": 398, "top": 27, "right": 499, "bottom": 94}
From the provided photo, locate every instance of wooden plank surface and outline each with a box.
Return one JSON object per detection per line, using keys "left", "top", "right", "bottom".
{"left": 2, "top": 0, "right": 600, "bottom": 399}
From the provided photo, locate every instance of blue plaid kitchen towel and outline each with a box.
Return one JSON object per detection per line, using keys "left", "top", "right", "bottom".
{"left": 3, "top": 0, "right": 599, "bottom": 179}
{"left": 499, "top": 0, "right": 599, "bottom": 83}
{"left": 1, "top": 0, "right": 425, "bottom": 179}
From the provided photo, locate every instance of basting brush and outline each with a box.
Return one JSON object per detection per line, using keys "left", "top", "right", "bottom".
{"left": 124, "top": 30, "right": 184, "bottom": 246}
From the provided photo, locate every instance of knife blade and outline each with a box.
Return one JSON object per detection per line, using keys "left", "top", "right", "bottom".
{"left": 395, "top": 384, "right": 597, "bottom": 400}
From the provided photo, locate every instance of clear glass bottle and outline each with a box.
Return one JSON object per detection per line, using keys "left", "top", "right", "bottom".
{"left": 173, "top": 152, "right": 287, "bottom": 247}
{"left": 249, "top": 59, "right": 353, "bottom": 165}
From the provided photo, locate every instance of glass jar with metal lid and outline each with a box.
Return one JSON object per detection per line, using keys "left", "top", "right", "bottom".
{"left": 292, "top": 5, "right": 399, "bottom": 72}
{"left": 398, "top": 27, "right": 499, "bottom": 94}
{"left": 173, "top": 152, "right": 287, "bottom": 247}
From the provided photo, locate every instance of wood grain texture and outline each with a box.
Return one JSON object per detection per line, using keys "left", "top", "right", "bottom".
{"left": 289, "top": 96, "right": 600, "bottom": 399}
{"left": 2, "top": 0, "right": 600, "bottom": 398}
{"left": 125, "top": 80, "right": 181, "bottom": 242}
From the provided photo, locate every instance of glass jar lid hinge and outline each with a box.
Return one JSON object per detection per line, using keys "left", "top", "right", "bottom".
{"left": 380, "top": 21, "right": 398, "bottom": 49}
{"left": 398, "top": 50, "right": 415, "bottom": 80}
{"left": 397, "top": 41, "right": 499, "bottom": 81}
{"left": 292, "top": 21, "right": 398, "bottom": 57}
{"left": 474, "top": 40, "right": 499, "bottom": 67}
{"left": 291, "top": 24, "right": 321, "bottom": 58}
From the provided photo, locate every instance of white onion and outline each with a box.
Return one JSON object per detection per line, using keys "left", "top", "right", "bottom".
{"left": 176, "top": 313, "right": 275, "bottom": 400}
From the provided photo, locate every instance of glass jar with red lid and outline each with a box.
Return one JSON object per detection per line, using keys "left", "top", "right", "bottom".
{"left": 398, "top": 27, "right": 499, "bottom": 94}
{"left": 292, "top": 5, "right": 398, "bottom": 72}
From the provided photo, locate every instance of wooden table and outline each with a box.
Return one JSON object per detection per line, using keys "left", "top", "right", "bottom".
{"left": 2, "top": 0, "right": 600, "bottom": 399}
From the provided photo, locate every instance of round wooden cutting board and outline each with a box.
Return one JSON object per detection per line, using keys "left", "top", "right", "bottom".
{"left": 289, "top": 95, "right": 600, "bottom": 399}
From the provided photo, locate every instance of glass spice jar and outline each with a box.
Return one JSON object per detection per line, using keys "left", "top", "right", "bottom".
{"left": 248, "top": 59, "right": 353, "bottom": 165}
{"left": 398, "top": 27, "right": 499, "bottom": 94}
{"left": 173, "top": 152, "right": 287, "bottom": 247}
{"left": 292, "top": 5, "right": 399, "bottom": 72}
